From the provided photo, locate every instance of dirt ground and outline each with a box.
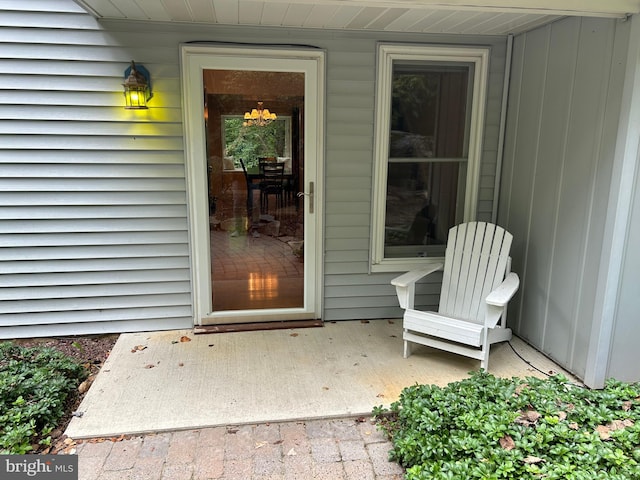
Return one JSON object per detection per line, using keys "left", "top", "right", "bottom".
{"left": 9, "top": 334, "right": 119, "bottom": 454}
{"left": 13, "top": 334, "right": 118, "bottom": 366}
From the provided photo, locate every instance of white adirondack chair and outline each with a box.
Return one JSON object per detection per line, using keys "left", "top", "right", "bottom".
{"left": 391, "top": 222, "right": 519, "bottom": 370}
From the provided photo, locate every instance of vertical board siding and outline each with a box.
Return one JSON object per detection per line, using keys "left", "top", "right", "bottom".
{"left": 500, "top": 17, "right": 628, "bottom": 379}
{"left": 2, "top": 0, "right": 507, "bottom": 335}
{"left": 0, "top": 1, "right": 192, "bottom": 337}
{"left": 599, "top": 16, "right": 640, "bottom": 384}
{"left": 608, "top": 149, "right": 640, "bottom": 383}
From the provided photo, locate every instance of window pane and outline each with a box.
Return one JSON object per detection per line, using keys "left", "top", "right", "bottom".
{"left": 384, "top": 61, "right": 471, "bottom": 258}
{"left": 222, "top": 116, "right": 291, "bottom": 170}
{"left": 385, "top": 161, "right": 465, "bottom": 258}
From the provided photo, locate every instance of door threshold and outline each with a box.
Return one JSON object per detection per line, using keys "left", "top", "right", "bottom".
{"left": 194, "top": 319, "right": 323, "bottom": 334}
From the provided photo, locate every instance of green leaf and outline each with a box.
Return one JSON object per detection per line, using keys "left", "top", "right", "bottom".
{"left": 375, "top": 372, "right": 640, "bottom": 479}
{"left": 0, "top": 341, "right": 87, "bottom": 454}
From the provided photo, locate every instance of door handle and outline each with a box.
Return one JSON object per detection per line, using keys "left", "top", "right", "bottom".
{"left": 297, "top": 181, "right": 314, "bottom": 214}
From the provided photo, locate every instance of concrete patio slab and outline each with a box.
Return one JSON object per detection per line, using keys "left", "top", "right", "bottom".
{"left": 66, "top": 320, "right": 576, "bottom": 439}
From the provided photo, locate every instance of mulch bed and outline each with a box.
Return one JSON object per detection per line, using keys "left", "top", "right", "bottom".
{"left": 8, "top": 334, "right": 119, "bottom": 454}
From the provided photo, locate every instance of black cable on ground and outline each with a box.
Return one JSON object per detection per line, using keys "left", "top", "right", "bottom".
{"left": 507, "top": 341, "right": 588, "bottom": 389}
{"left": 507, "top": 341, "right": 552, "bottom": 377}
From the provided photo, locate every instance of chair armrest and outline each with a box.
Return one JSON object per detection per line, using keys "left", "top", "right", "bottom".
{"left": 391, "top": 263, "right": 444, "bottom": 288}
{"left": 486, "top": 272, "right": 520, "bottom": 307}
{"left": 391, "top": 263, "right": 443, "bottom": 310}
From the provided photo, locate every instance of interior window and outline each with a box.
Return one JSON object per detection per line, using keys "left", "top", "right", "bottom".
{"left": 221, "top": 115, "right": 292, "bottom": 171}
{"left": 371, "top": 44, "right": 490, "bottom": 272}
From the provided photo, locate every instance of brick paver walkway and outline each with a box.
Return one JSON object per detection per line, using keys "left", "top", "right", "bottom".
{"left": 75, "top": 417, "right": 405, "bottom": 480}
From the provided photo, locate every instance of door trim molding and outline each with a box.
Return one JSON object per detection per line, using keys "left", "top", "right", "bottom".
{"left": 180, "top": 44, "right": 325, "bottom": 325}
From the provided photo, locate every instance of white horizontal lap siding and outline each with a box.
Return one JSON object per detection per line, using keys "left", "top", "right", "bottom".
{"left": 0, "top": 1, "right": 192, "bottom": 337}
{"left": 323, "top": 34, "right": 507, "bottom": 321}
{"left": 479, "top": 51, "right": 507, "bottom": 221}
{"left": 323, "top": 41, "right": 379, "bottom": 321}
{"left": 45, "top": 21, "right": 505, "bottom": 324}
{"left": 1, "top": 3, "right": 508, "bottom": 331}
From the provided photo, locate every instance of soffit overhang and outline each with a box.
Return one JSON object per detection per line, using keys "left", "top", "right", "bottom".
{"left": 73, "top": 0, "right": 640, "bottom": 36}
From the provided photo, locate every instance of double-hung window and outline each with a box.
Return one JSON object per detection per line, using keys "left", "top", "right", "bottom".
{"left": 371, "top": 44, "right": 490, "bottom": 272}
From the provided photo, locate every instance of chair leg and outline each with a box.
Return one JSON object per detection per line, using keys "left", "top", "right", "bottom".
{"left": 403, "top": 338, "right": 412, "bottom": 358}
{"left": 480, "top": 346, "right": 490, "bottom": 371}
{"left": 480, "top": 328, "right": 491, "bottom": 371}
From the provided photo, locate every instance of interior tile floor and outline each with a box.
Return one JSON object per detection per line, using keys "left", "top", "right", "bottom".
{"left": 211, "top": 226, "right": 304, "bottom": 311}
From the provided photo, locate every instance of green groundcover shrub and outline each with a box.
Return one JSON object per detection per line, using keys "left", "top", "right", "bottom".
{"left": 0, "top": 342, "right": 87, "bottom": 454}
{"left": 375, "top": 371, "right": 640, "bottom": 480}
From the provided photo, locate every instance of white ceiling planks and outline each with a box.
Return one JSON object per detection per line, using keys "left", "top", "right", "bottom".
{"left": 281, "top": 3, "right": 316, "bottom": 28}
{"left": 137, "top": 1, "right": 174, "bottom": 21}
{"left": 212, "top": 0, "right": 240, "bottom": 24}
{"left": 183, "top": 0, "right": 217, "bottom": 22}
{"left": 73, "top": 0, "right": 640, "bottom": 35}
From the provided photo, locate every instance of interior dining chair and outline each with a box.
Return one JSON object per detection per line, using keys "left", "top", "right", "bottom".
{"left": 260, "top": 162, "right": 285, "bottom": 213}
{"left": 258, "top": 157, "right": 277, "bottom": 175}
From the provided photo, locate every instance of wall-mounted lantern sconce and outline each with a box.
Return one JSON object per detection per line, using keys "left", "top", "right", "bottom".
{"left": 122, "top": 61, "right": 152, "bottom": 109}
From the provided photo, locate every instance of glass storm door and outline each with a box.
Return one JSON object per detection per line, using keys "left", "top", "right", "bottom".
{"left": 181, "top": 46, "right": 324, "bottom": 326}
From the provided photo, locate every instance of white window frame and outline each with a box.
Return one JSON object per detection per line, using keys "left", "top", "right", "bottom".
{"left": 370, "top": 43, "right": 490, "bottom": 273}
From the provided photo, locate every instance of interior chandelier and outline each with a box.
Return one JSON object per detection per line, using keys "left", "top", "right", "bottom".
{"left": 243, "top": 101, "right": 277, "bottom": 127}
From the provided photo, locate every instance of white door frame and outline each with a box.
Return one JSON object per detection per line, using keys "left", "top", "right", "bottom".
{"left": 180, "top": 44, "right": 325, "bottom": 325}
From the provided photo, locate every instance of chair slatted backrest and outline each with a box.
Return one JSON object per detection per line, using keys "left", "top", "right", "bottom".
{"left": 439, "top": 222, "right": 513, "bottom": 323}
{"left": 259, "top": 157, "right": 277, "bottom": 175}
{"left": 261, "top": 162, "right": 285, "bottom": 191}
{"left": 262, "top": 162, "right": 284, "bottom": 179}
